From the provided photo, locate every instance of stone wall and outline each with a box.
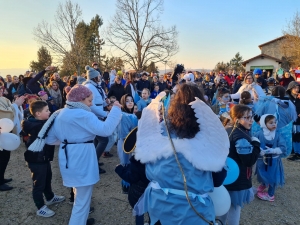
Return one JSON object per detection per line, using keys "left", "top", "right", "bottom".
{"left": 261, "top": 40, "right": 283, "bottom": 59}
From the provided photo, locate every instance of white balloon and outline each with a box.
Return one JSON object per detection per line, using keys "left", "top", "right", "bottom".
{"left": 0, "top": 133, "right": 21, "bottom": 151}
{"left": 0, "top": 118, "right": 14, "bottom": 133}
{"left": 208, "top": 185, "right": 231, "bottom": 216}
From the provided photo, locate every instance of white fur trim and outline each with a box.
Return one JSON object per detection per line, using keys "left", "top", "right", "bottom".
{"left": 134, "top": 97, "right": 229, "bottom": 172}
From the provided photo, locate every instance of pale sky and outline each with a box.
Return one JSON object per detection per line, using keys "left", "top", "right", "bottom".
{"left": 0, "top": 0, "right": 299, "bottom": 76}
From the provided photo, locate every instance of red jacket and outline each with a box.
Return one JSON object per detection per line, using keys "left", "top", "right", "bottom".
{"left": 224, "top": 75, "right": 235, "bottom": 87}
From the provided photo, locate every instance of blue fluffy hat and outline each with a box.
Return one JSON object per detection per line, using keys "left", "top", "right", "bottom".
{"left": 253, "top": 68, "right": 262, "bottom": 75}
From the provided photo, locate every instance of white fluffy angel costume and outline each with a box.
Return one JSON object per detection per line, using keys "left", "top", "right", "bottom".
{"left": 134, "top": 92, "right": 229, "bottom": 225}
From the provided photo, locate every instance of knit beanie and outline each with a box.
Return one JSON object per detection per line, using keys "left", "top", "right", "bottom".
{"left": 66, "top": 84, "right": 92, "bottom": 102}
{"left": 86, "top": 65, "right": 100, "bottom": 80}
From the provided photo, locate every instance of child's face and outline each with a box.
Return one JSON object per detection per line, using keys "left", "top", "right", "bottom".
{"left": 266, "top": 118, "right": 277, "bottom": 131}
{"left": 126, "top": 96, "right": 134, "bottom": 109}
{"left": 133, "top": 105, "right": 138, "bottom": 113}
{"left": 237, "top": 111, "right": 253, "bottom": 130}
{"left": 142, "top": 90, "right": 149, "bottom": 100}
{"left": 218, "top": 93, "right": 230, "bottom": 104}
{"left": 36, "top": 106, "right": 51, "bottom": 120}
{"left": 41, "top": 94, "right": 48, "bottom": 101}
{"left": 154, "top": 86, "right": 159, "bottom": 92}
{"left": 292, "top": 86, "right": 299, "bottom": 95}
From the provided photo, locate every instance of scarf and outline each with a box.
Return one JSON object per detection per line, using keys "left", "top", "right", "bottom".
{"left": 28, "top": 101, "right": 91, "bottom": 152}
{"left": 84, "top": 80, "right": 105, "bottom": 101}
{"left": 48, "top": 88, "right": 62, "bottom": 107}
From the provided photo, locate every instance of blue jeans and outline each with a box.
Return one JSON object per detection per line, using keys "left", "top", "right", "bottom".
{"left": 94, "top": 136, "right": 109, "bottom": 161}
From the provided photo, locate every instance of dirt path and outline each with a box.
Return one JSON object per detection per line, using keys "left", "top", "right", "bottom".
{"left": 0, "top": 143, "right": 299, "bottom": 225}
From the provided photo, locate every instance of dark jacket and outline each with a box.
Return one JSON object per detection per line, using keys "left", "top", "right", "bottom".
{"left": 232, "top": 78, "right": 243, "bottom": 94}
{"left": 21, "top": 116, "right": 55, "bottom": 163}
{"left": 287, "top": 81, "right": 300, "bottom": 123}
{"left": 136, "top": 79, "right": 151, "bottom": 95}
{"left": 276, "top": 75, "right": 295, "bottom": 89}
{"left": 107, "top": 82, "right": 125, "bottom": 101}
{"left": 225, "top": 124, "right": 260, "bottom": 191}
{"left": 25, "top": 70, "right": 46, "bottom": 94}
{"left": 157, "top": 81, "right": 168, "bottom": 92}
{"left": 7, "top": 83, "right": 20, "bottom": 101}
{"left": 256, "top": 77, "right": 268, "bottom": 89}
{"left": 56, "top": 79, "right": 67, "bottom": 95}
{"left": 103, "top": 71, "right": 110, "bottom": 81}
{"left": 115, "top": 156, "right": 149, "bottom": 208}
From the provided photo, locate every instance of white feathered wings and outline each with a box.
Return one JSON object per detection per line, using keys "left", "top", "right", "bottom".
{"left": 134, "top": 95, "right": 229, "bottom": 172}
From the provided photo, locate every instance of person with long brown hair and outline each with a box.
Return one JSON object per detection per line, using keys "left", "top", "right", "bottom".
{"left": 47, "top": 80, "right": 62, "bottom": 108}
{"left": 134, "top": 83, "right": 229, "bottom": 224}
{"left": 117, "top": 94, "right": 138, "bottom": 193}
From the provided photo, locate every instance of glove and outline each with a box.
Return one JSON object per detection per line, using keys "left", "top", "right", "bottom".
{"left": 265, "top": 147, "right": 282, "bottom": 155}
{"left": 251, "top": 137, "right": 260, "bottom": 143}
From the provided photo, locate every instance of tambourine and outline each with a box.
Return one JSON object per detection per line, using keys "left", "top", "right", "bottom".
{"left": 122, "top": 127, "right": 137, "bottom": 154}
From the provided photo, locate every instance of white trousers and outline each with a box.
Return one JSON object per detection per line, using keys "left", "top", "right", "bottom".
{"left": 69, "top": 185, "right": 94, "bottom": 225}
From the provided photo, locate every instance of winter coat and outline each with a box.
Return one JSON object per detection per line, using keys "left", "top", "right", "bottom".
{"left": 115, "top": 156, "right": 149, "bottom": 208}
{"left": 22, "top": 117, "right": 55, "bottom": 163}
{"left": 225, "top": 124, "right": 260, "bottom": 191}
{"left": 107, "top": 82, "right": 126, "bottom": 101}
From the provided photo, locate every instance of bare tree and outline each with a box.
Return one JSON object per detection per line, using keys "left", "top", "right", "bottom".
{"left": 33, "top": 0, "right": 85, "bottom": 75}
{"left": 105, "top": 0, "right": 178, "bottom": 72}
{"left": 281, "top": 11, "right": 300, "bottom": 67}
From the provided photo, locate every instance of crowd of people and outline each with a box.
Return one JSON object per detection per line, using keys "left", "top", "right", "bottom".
{"left": 0, "top": 63, "right": 300, "bottom": 225}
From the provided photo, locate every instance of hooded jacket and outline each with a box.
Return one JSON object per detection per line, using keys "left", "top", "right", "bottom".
{"left": 287, "top": 81, "right": 300, "bottom": 125}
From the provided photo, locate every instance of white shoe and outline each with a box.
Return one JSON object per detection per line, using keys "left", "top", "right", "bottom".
{"left": 36, "top": 205, "right": 55, "bottom": 217}
{"left": 144, "top": 223, "right": 149, "bottom": 225}
{"left": 45, "top": 195, "right": 65, "bottom": 206}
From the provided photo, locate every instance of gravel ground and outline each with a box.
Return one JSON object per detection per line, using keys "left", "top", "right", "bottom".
{"left": 0, "top": 143, "right": 299, "bottom": 225}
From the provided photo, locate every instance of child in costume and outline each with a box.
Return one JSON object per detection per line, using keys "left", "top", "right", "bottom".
{"left": 137, "top": 88, "right": 152, "bottom": 111}
{"left": 117, "top": 94, "right": 138, "bottom": 193}
{"left": 239, "top": 91, "right": 255, "bottom": 111}
{"left": 150, "top": 85, "right": 160, "bottom": 99}
{"left": 219, "top": 104, "right": 261, "bottom": 225}
{"left": 134, "top": 84, "right": 229, "bottom": 225}
{"left": 211, "top": 88, "right": 231, "bottom": 117}
{"left": 254, "top": 114, "right": 286, "bottom": 201}
{"left": 22, "top": 100, "right": 65, "bottom": 217}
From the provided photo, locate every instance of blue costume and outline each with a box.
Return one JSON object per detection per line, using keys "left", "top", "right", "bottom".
{"left": 254, "top": 114, "right": 286, "bottom": 199}
{"left": 254, "top": 131, "right": 286, "bottom": 192}
{"left": 117, "top": 112, "right": 138, "bottom": 190}
{"left": 253, "top": 96, "right": 297, "bottom": 156}
{"left": 134, "top": 94, "right": 229, "bottom": 225}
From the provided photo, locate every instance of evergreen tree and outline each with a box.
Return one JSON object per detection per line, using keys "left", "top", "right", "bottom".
{"left": 30, "top": 46, "right": 52, "bottom": 72}
{"left": 146, "top": 62, "right": 159, "bottom": 74}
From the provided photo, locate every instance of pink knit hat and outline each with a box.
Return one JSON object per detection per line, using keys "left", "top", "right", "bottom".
{"left": 66, "top": 84, "right": 92, "bottom": 102}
